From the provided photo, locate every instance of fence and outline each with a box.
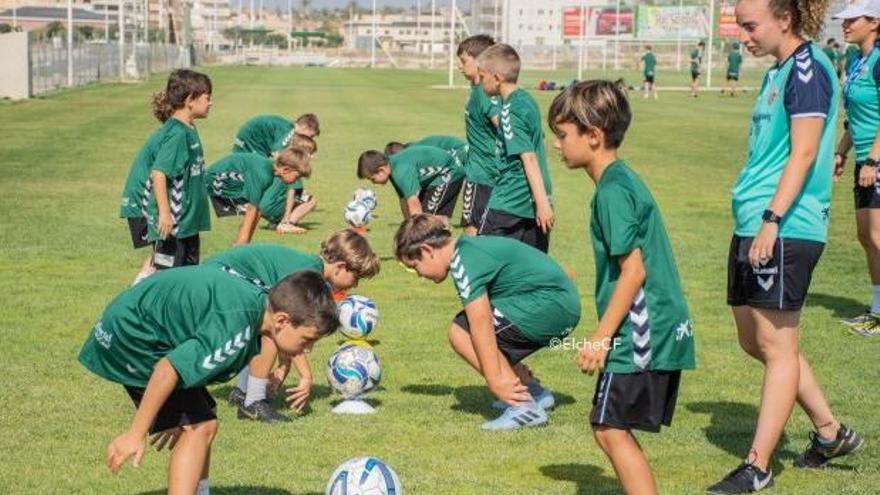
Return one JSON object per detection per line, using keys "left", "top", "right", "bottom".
{"left": 28, "top": 38, "right": 191, "bottom": 96}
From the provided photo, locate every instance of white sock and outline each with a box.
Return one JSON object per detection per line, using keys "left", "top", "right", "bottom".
{"left": 196, "top": 478, "right": 210, "bottom": 495}
{"left": 236, "top": 366, "right": 250, "bottom": 392}
{"left": 243, "top": 376, "right": 268, "bottom": 407}
{"left": 871, "top": 285, "right": 880, "bottom": 313}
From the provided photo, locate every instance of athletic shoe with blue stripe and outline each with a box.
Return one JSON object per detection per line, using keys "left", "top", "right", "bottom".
{"left": 492, "top": 380, "right": 555, "bottom": 411}
{"left": 481, "top": 401, "right": 547, "bottom": 431}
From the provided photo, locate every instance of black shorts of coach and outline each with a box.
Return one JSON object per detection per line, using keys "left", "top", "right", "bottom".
{"left": 125, "top": 385, "right": 217, "bottom": 434}
{"left": 478, "top": 209, "right": 549, "bottom": 253}
{"left": 591, "top": 370, "right": 681, "bottom": 433}
{"left": 419, "top": 179, "right": 463, "bottom": 218}
{"left": 452, "top": 309, "right": 544, "bottom": 366}
{"left": 854, "top": 160, "right": 880, "bottom": 210}
{"left": 727, "top": 235, "right": 824, "bottom": 311}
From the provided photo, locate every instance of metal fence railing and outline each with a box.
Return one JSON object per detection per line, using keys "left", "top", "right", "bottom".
{"left": 28, "top": 40, "right": 191, "bottom": 95}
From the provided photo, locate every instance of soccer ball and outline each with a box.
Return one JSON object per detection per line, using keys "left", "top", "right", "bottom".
{"left": 325, "top": 456, "right": 403, "bottom": 495}
{"left": 353, "top": 188, "right": 378, "bottom": 211}
{"left": 338, "top": 295, "right": 378, "bottom": 340}
{"left": 345, "top": 200, "right": 372, "bottom": 227}
{"left": 326, "top": 342, "right": 382, "bottom": 399}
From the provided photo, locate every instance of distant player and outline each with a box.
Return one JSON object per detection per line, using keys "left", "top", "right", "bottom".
{"left": 722, "top": 42, "right": 744, "bottom": 97}
{"left": 641, "top": 45, "right": 658, "bottom": 100}
{"left": 690, "top": 40, "right": 705, "bottom": 98}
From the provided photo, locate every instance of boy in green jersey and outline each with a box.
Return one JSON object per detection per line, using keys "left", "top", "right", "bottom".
{"left": 476, "top": 43, "right": 554, "bottom": 252}
{"left": 394, "top": 214, "right": 581, "bottom": 431}
{"left": 723, "top": 42, "right": 744, "bottom": 97}
{"left": 206, "top": 148, "right": 311, "bottom": 244}
{"left": 549, "top": 80, "right": 695, "bottom": 495}
{"left": 641, "top": 45, "right": 658, "bottom": 100}
{"left": 210, "top": 230, "right": 380, "bottom": 422}
{"left": 357, "top": 145, "right": 466, "bottom": 220}
{"left": 690, "top": 40, "right": 705, "bottom": 98}
{"left": 457, "top": 34, "right": 502, "bottom": 235}
{"left": 78, "top": 269, "right": 339, "bottom": 494}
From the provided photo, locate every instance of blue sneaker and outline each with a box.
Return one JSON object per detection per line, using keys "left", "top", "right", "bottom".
{"left": 481, "top": 401, "right": 547, "bottom": 431}
{"left": 492, "top": 381, "right": 555, "bottom": 411}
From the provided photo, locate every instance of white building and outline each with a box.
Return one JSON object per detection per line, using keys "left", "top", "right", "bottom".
{"left": 343, "top": 11, "right": 463, "bottom": 53}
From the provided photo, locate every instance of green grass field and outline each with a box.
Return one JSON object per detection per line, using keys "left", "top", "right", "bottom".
{"left": 1, "top": 65, "right": 878, "bottom": 494}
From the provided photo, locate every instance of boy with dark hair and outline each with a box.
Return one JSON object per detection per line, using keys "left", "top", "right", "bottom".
{"left": 641, "top": 45, "right": 658, "bottom": 100}
{"left": 211, "top": 230, "right": 381, "bottom": 422}
{"left": 206, "top": 148, "right": 311, "bottom": 245}
{"left": 690, "top": 40, "right": 706, "bottom": 98}
{"left": 78, "top": 268, "right": 338, "bottom": 494}
{"left": 722, "top": 42, "right": 744, "bottom": 97}
{"left": 548, "top": 80, "right": 695, "bottom": 494}
{"left": 357, "top": 145, "right": 465, "bottom": 220}
{"left": 476, "top": 43, "right": 554, "bottom": 252}
{"left": 394, "top": 214, "right": 581, "bottom": 431}
{"left": 458, "top": 34, "right": 503, "bottom": 235}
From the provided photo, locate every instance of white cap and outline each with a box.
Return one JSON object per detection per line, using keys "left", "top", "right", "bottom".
{"left": 833, "top": 0, "right": 880, "bottom": 20}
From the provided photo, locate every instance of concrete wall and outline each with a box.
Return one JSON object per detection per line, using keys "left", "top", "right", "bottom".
{"left": 0, "top": 32, "right": 31, "bottom": 99}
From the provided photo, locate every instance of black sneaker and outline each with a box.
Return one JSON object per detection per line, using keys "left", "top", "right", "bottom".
{"left": 794, "top": 424, "right": 864, "bottom": 468}
{"left": 237, "top": 399, "right": 291, "bottom": 423}
{"left": 227, "top": 387, "right": 245, "bottom": 408}
{"left": 707, "top": 463, "right": 773, "bottom": 494}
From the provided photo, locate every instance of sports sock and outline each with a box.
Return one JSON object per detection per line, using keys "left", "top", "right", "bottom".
{"left": 236, "top": 366, "right": 250, "bottom": 392}
{"left": 244, "top": 376, "right": 268, "bottom": 407}
{"left": 196, "top": 478, "right": 210, "bottom": 495}
{"left": 871, "top": 285, "right": 880, "bottom": 313}
{"left": 527, "top": 379, "right": 545, "bottom": 397}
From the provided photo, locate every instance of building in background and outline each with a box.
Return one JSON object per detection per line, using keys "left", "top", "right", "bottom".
{"left": 343, "top": 11, "right": 462, "bottom": 54}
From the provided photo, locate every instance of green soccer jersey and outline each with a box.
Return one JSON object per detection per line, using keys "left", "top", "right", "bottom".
{"left": 410, "top": 135, "right": 469, "bottom": 162}
{"left": 733, "top": 42, "right": 839, "bottom": 243}
{"left": 690, "top": 48, "right": 702, "bottom": 74}
{"left": 145, "top": 118, "right": 211, "bottom": 241}
{"left": 843, "top": 42, "right": 880, "bottom": 162}
{"left": 845, "top": 45, "right": 861, "bottom": 73}
{"left": 464, "top": 83, "right": 502, "bottom": 186}
{"left": 205, "top": 243, "right": 323, "bottom": 291}
{"left": 728, "top": 50, "right": 743, "bottom": 77}
{"left": 258, "top": 179, "right": 288, "bottom": 223}
{"left": 489, "top": 88, "right": 554, "bottom": 219}
{"left": 78, "top": 267, "right": 264, "bottom": 388}
{"left": 642, "top": 52, "right": 657, "bottom": 77}
{"left": 590, "top": 161, "right": 695, "bottom": 373}
{"left": 206, "top": 153, "right": 276, "bottom": 207}
{"left": 120, "top": 128, "right": 163, "bottom": 219}
{"left": 449, "top": 236, "right": 580, "bottom": 345}
{"left": 389, "top": 145, "right": 466, "bottom": 199}
{"left": 232, "top": 114, "right": 295, "bottom": 157}
{"left": 822, "top": 46, "right": 838, "bottom": 65}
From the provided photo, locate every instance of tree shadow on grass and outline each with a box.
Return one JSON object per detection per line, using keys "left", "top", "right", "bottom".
{"left": 400, "top": 384, "right": 455, "bottom": 396}
{"left": 541, "top": 463, "right": 621, "bottom": 495}
{"left": 138, "top": 487, "right": 320, "bottom": 495}
{"left": 807, "top": 292, "right": 865, "bottom": 319}
{"left": 687, "top": 401, "right": 800, "bottom": 475}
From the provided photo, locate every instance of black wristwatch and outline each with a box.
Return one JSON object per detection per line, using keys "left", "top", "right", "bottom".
{"left": 865, "top": 158, "right": 878, "bottom": 167}
{"left": 762, "top": 209, "right": 782, "bottom": 224}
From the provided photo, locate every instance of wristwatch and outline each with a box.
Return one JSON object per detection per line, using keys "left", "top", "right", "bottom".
{"left": 865, "top": 158, "right": 878, "bottom": 167}
{"left": 762, "top": 209, "right": 782, "bottom": 224}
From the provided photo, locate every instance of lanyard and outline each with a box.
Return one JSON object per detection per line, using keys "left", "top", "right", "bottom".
{"left": 845, "top": 47, "right": 877, "bottom": 108}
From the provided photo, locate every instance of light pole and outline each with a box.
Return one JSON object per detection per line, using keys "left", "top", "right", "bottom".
{"left": 577, "top": 0, "right": 586, "bottom": 80}
{"left": 707, "top": 0, "right": 715, "bottom": 88}
{"left": 67, "top": 0, "right": 73, "bottom": 87}
{"left": 448, "top": 0, "right": 456, "bottom": 87}
{"left": 430, "top": 0, "right": 435, "bottom": 68}
{"left": 371, "top": 0, "right": 377, "bottom": 68}
{"left": 614, "top": 0, "right": 620, "bottom": 70}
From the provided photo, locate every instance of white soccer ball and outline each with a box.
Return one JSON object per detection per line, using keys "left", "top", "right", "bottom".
{"left": 338, "top": 295, "right": 378, "bottom": 340}
{"left": 325, "top": 456, "right": 403, "bottom": 495}
{"left": 326, "top": 343, "right": 382, "bottom": 399}
{"left": 345, "top": 200, "right": 372, "bottom": 227}
{"left": 353, "top": 188, "right": 378, "bottom": 211}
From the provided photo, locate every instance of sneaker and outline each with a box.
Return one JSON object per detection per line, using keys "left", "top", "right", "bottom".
{"left": 237, "top": 399, "right": 291, "bottom": 423}
{"left": 227, "top": 387, "right": 245, "bottom": 408}
{"left": 706, "top": 463, "right": 773, "bottom": 494}
{"left": 481, "top": 401, "right": 547, "bottom": 431}
{"left": 841, "top": 311, "right": 879, "bottom": 328}
{"left": 793, "top": 424, "right": 864, "bottom": 469}
{"left": 492, "top": 382, "right": 556, "bottom": 411}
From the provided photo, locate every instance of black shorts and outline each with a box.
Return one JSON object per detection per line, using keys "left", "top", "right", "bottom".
{"left": 727, "top": 74, "right": 739, "bottom": 81}
{"left": 153, "top": 234, "right": 200, "bottom": 270}
{"left": 124, "top": 385, "right": 217, "bottom": 434}
{"left": 854, "top": 161, "right": 880, "bottom": 209}
{"left": 691, "top": 71, "right": 701, "bottom": 81}
{"left": 210, "top": 195, "right": 248, "bottom": 217}
{"left": 453, "top": 310, "right": 544, "bottom": 365}
{"left": 460, "top": 180, "right": 493, "bottom": 228}
{"left": 644, "top": 75, "right": 655, "bottom": 84}
{"left": 126, "top": 217, "right": 150, "bottom": 249}
{"left": 727, "top": 235, "right": 824, "bottom": 311}
{"left": 591, "top": 370, "right": 681, "bottom": 433}
{"left": 420, "top": 179, "right": 463, "bottom": 218}
{"left": 478, "top": 208, "right": 549, "bottom": 253}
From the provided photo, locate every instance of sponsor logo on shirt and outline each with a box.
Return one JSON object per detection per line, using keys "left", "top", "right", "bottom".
{"left": 675, "top": 320, "right": 694, "bottom": 342}
{"left": 93, "top": 320, "right": 112, "bottom": 349}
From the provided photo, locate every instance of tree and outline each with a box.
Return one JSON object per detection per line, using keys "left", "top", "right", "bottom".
{"left": 0, "top": 23, "right": 12, "bottom": 34}
{"left": 46, "top": 21, "right": 65, "bottom": 38}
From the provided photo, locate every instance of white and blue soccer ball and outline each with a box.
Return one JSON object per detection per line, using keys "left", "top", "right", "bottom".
{"left": 326, "top": 343, "right": 382, "bottom": 399}
{"left": 325, "top": 456, "right": 403, "bottom": 495}
{"left": 338, "top": 295, "right": 378, "bottom": 340}
{"left": 353, "top": 188, "right": 378, "bottom": 211}
{"left": 345, "top": 200, "right": 372, "bottom": 227}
